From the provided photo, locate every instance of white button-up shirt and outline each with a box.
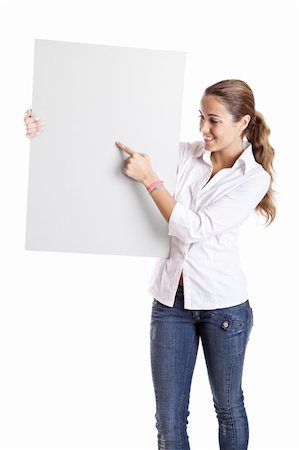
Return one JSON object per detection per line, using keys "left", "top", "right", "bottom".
{"left": 147, "top": 139, "right": 271, "bottom": 310}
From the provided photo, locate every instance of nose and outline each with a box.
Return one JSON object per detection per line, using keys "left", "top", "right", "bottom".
{"left": 199, "top": 120, "right": 210, "bottom": 134}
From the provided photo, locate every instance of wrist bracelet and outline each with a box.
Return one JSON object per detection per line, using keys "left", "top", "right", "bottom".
{"left": 149, "top": 182, "right": 164, "bottom": 194}
{"left": 146, "top": 179, "right": 164, "bottom": 192}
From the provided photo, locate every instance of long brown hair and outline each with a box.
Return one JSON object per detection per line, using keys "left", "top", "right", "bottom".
{"left": 204, "top": 79, "right": 277, "bottom": 226}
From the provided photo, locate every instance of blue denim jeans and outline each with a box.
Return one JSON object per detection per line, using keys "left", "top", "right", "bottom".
{"left": 150, "top": 284, "right": 253, "bottom": 450}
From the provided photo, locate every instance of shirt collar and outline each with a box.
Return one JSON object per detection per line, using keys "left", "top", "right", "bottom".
{"left": 191, "top": 139, "right": 257, "bottom": 175}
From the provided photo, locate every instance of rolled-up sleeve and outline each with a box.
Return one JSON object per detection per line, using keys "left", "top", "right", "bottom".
{"left": 168, "top": 171, "right": 271, "bottom": 244}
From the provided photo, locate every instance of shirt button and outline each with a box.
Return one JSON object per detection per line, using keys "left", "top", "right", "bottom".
{"left": 222, "top": 320, "right": 230, "bottom": 330}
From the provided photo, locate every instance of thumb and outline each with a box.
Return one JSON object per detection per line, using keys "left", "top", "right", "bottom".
{"left": 24, "top": 108, "right": 32, "bottom": 121}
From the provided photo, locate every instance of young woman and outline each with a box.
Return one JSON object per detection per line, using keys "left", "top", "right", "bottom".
{"left": 24, "top": 79, "right": 276, "bottom": 450}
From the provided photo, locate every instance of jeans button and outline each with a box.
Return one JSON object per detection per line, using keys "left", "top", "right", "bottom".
{"left": 222, "top": 320, "right": 230, "bottom": 330}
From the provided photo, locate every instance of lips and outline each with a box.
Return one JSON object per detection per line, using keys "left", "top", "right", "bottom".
{"left": 204, "top": 136, "right": 215, "bottom": 141}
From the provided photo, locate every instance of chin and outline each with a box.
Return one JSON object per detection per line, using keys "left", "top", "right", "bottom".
{"left": 203, "top": 139, "right": 217, "bottom": 150}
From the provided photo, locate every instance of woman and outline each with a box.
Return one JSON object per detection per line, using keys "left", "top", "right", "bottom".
{"left": 24, "top": 79, "right": 276, "bottom": 450}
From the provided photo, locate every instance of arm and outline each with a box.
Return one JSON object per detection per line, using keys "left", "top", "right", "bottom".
{"left": 144, "top": 170, "right": 271, "bottom": 244}
{"left": 141, "top": 173, "right": 177, "bottom": 222}
{"left": 140, "top": 141, "right": 189, "bottom": 222}
{"left": 168, "top": 172, "right": 271, "bottom": 243}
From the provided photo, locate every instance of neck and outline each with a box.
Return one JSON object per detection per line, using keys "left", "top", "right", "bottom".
{"left": 211, "top": 141, "right": 244, "bottom": 168}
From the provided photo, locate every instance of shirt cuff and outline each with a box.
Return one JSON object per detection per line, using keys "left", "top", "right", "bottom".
{"left": 168, "top": 201, "right": 195, "bottom": 243}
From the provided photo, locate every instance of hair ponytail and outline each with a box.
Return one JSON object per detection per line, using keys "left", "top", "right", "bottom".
{"left": 245, "top": 109, "right": 277, "bottom": 226}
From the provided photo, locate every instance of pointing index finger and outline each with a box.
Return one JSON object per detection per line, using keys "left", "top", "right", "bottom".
{"left": 115, "top": 141, "right": 135, "bottom": 156}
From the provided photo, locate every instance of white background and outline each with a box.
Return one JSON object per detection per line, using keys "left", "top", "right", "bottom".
{"left": 1, "top": 1, "right": 298, "bottom": 449}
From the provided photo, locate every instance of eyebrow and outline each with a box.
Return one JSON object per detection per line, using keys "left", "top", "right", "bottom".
{"left": 198, "top": 109, "right": 222, "bottom": 119}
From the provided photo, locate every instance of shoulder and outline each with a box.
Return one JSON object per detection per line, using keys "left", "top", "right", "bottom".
{"left": 238, "top": 165, "right": 271, "bottom": 202}
{"left": 178, "top": 140, "right": 205, "bottom": 163}
{"left": 248, "top": 160, "right": 271, "bottom": 186}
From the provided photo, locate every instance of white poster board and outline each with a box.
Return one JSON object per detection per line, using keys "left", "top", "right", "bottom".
{"left": 25, "top": 39, "right": 186, "bottom": 257}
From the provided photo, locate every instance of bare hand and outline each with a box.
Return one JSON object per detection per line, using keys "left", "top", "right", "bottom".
{"left": 115, "top": 141, "right": 157, "bottom": 184}
{"left": 24, "top": 109, "right": 44, "bottom": 138}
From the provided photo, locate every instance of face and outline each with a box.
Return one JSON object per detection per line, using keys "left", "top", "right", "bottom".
{"left": 199, "top": 95, "right": 250, "bottom": 154}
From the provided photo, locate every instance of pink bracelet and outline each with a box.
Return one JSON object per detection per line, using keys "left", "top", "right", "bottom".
{"left": 146, "top": 180, "right": 164, "bottom": 193}
{"left": 149, "top": 183, "right": 164, "bottom": 194}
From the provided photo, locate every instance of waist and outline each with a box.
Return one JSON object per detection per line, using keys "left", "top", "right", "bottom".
{"left": 176, "top": 284, "right": 184, "bottom": 294}
{"left": 179, "top": 272, "right": 184, "bottom": 286}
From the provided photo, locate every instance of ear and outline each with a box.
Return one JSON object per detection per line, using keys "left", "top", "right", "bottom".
{"left": 241, "top": 114, "right": 251, "bottom": 131}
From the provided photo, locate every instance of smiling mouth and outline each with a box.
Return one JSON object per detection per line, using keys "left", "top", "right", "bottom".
{"left": 204, "top": 137, "right": 215, "bottom": 141}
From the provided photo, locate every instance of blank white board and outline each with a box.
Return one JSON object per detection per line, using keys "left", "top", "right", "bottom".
{"left": 25, "top": 39, "right": 186, "bottom": 257}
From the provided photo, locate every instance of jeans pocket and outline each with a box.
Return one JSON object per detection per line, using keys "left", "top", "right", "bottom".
{"left": 218, "top": 315, "right": 246, "bottom": 335}
{"left": 216, "top": 302, "right": 251, "bottom": 335}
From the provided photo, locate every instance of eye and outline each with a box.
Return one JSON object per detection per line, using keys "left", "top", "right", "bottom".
{"left": 198, "top": 115, "right": 219, "bottom": 124}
